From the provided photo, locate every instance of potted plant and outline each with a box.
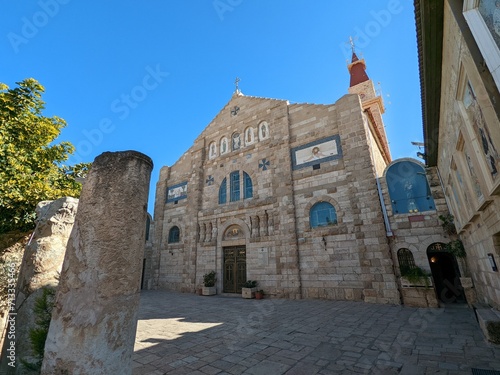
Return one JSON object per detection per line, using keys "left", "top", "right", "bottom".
{"left": 255, "top": 290, "right": 264, "bottom": 300}
{"left": 202, "top": 271, "right": 217, "bottom": 296}
{"left": 400, "top": 266, "right": 433, "bottom": 288}
{"left": 242, "top": 280, "right": 258, "bottom": 299}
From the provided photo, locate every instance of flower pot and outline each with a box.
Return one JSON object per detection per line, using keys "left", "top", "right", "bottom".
{"left": 255, "top": 291, "right": 264, "bottom": 300}
{"left": 202, "top": 286, "right": 216, "bottom": 296}
{"left": 242, "top": 287, "right": 257, "bottom": 299}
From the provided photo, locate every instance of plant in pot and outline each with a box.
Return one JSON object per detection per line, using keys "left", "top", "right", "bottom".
{"left": 242, "top": 280, "right": 258, "bottom": 299}
{"left": 400, "top": 266, "right": 433, "bottom": 288}
{"left": 255, "top": 289, "right": 264, "bottom": 300}
{"left": 202, "top": 271, "right": 217, "bottom": 296}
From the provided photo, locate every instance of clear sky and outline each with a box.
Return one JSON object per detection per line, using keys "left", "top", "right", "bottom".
{"left": 1, "top": 0, "right": 423, "bottom": 212}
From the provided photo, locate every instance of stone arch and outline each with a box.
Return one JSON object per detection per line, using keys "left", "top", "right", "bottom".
{"left": 382, "top": 157, "right": 426, "bottom": 177}
{"left": 218, "top": 218, "right": 251, "bottom": 245}
{"left": 418, "top": 235, "right": 450, "bottom": 255}
{"left": 427, "top": 242, "right": 466, "bottom": 303}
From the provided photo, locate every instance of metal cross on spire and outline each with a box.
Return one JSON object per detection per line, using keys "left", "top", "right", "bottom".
{"left": 234, "top": 77, "right": 241, "bottom": 94}
{"left": 348, "top": 36, "right": 356, "bottom": 54}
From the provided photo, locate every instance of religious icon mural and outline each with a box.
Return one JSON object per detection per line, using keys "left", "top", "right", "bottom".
{"left": 220, "top": 137, "right": 228, "bottom": 155}
{"left": 209, "top": 142, "right": 217, "bottom": 159}
{"left": 244, "top": 127, "right": 255, "bottom": 145}
{"left": 259, "top": 121, "right": 270, "bottom": 140}
{"left": 464, "top": 147, "right": 484, "bottom": 201}
{"left": 291, "top": 135, "right": 342, "bottom": 169}
{"left": 386, "top": 160, "right": 436, "bottom": 214}
{"left": 463, "top": 80, "right": 499, "bottom": 179}
{"left": 167, "top": 181, "right": 188, "bottom": 203}
{"left": 232, "top": 132, "right": 241, "bottom": 151}
{"left": 478, "top": 0, "right": 500, "bottom": 50}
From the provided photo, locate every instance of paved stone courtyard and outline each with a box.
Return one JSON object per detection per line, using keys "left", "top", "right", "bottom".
{"left": 133, "top": 291, "right": 500, "bottom": 374}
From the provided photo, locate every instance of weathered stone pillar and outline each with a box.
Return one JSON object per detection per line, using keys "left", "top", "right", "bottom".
{"left": 0, "top": 197, "right": 78, "bottom": 374}
{"left": 41, "top": 151, "right": 153, "bottom": 375}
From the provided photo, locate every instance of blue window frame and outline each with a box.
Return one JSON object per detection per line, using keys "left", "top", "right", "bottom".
{"left": 243, "top": 172, "right": 253, "bottom": 199}
{"left": 386, "top": 161, "right": 435, "bottom": 214}
{"left": 219, "top": 178, "right": 227, "bottom": 204}
{"left": 230, "top": 171, "right": 240, "bottom": 202}
{"left": 168, "top": 226, "right": 180, "bottom": 243}
{"left": 310, "top": 202, "right": 337, "bottom": 228}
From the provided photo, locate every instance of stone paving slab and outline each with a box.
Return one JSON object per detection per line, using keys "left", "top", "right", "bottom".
{"left": 133, "top": 291, "right": 500, "bottom": 374}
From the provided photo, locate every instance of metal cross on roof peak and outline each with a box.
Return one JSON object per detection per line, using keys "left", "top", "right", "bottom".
{"left": 234, "top": 77, "right": 240, "bottom": 93}
{"left": 348, "top": 36, "right": 356, "bottom": 54}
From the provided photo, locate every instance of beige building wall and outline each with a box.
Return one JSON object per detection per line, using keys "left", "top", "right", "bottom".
{"left": 149, "top": 90, "right": 400, "bottom": 304}
{"left": 436, "top": 0, "right": 500, "bottom": 307}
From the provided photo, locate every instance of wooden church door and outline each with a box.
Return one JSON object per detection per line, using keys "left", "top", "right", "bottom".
{"left": 223, "top": 246, "right": 246, "bottom": 293}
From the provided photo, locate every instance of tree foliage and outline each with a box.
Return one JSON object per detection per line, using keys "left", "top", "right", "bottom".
{"left": 0, "top": 79, "right": 89, "bottom": 233}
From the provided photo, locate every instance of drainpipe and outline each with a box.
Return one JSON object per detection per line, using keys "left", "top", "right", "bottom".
{"left": 376, "top": 177, "right": 393, "bottom": 237}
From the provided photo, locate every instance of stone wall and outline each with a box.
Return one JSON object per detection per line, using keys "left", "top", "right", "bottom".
{"left": 41, "top": 151, "right": 153, "bottom": 375}
{"left": 434, "top": 0, "right": 500, "bottom": 308}
{"left": 151, "top": 93, "right": 400, "bottom": 304}
{"left": 0, "top": 197, "right": 77, "bottom": 374}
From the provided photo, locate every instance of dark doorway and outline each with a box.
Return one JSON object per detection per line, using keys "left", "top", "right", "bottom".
{"left": 427, "top": 243, "right": 465, "bottom": 303}
{"left": 223, "top": 246, "right": 246, "bottom": 293}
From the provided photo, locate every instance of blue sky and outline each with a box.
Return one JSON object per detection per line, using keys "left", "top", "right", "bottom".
{"left": 1, "top": 1, "right": 422, "bottom": 212}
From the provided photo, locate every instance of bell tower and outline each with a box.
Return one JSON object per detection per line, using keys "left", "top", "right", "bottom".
{"left": 347, "top": 38, "right": 391, "bottom": 164}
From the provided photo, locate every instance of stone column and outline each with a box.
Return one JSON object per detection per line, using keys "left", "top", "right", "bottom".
{"left": 0, "top": 197, "right": 77, "bottom": 374}
{"left": 41, "top": 151, "right": 153, "bottom": 375}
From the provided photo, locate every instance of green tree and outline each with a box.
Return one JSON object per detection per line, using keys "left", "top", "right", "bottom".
{"left": 0, "top": 78, "right": 89, "bottom": 233}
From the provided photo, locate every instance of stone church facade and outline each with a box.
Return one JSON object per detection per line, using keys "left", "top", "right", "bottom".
{"left": 145, "top": 53, "right": 462, "bottom": 306}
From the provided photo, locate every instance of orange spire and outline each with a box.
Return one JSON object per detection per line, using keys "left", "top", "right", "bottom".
{"left": 346, "top": 37, "right": 369, "bottom": 87}
{"left": 348, "top": 52, "right": 369, "bottom": 87}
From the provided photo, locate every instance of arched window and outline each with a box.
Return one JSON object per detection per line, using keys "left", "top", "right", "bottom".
{"left": 218, "top": 171, "right": 254, "bottom": 205}
{"left": 230, "top": 171, "right": 240, "bottom": 202}
{"left": 386, "top": 161, "right": 436, "bottom": 214}
{"left": 244, "top": 172, "right": 253, "bottom": 199}
{"left": 219, "top": 178, "right": 227, "bottom": 204}
{"left": 397, "top": 248, "right": 416, "bottom": 275}
{"left": 168, "top": 226, "right": 180, "bottom": 243}
{"left": 310, "top": 202, "right": 337, "bottom": 228}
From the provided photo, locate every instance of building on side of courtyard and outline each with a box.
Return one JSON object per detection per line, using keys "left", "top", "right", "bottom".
{"left": 415, "top": 0, "right": 500, "bottom": 308}
{"left": 145, "top": 44, "right": 470, "bottom": 307}
{"left": 147, "top": 51, "right": 402, "bottom": 304}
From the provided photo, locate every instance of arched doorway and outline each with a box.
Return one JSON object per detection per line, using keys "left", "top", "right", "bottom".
{"left": 222, "top": 224, "right": 247, "bottom": 293}
{"left": 427, "top": 243, "right": 466, "bottom": 303}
